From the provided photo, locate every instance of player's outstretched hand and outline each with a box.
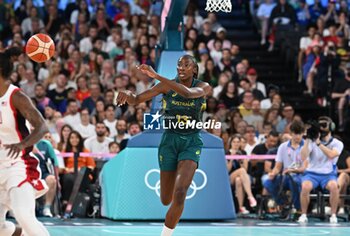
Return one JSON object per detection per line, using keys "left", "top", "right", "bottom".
{"left": 115, "top": 90, "right": 132, "bottom": 106}
{"left": 4, "top": 143, "right": 25, "bottom": 159}
{"left": 136, "top": 64, "right": 157, "bottom": 78}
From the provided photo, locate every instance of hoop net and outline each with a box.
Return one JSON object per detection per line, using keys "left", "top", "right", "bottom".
{"left": 205, "top": 0, "right": 232, "bottom": 13}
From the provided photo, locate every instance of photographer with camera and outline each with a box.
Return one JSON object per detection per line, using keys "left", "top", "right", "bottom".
{"left": 298, "top": 117, "right": 343, "bottom": 223}
{"left": 263, "top": 120, "right": 307, "bottom": 215}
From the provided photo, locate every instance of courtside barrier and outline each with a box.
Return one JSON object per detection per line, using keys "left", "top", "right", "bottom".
{"left": 225, "top": 155, "right": 276, "bottom": 160}
{"left": 56, "top": 152, "right": 276, "bottom": 160}
{"left": 100, "top": 130, "right": 236, "bottom": 220}
{"left": 56, "top": 152, "right": 116, "bottom": 159}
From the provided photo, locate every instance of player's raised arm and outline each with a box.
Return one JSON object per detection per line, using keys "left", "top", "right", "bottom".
{"left": 137, "top": 64, "right": 210, "bottom": 98}
{"left": 4, "top": 90, "right": 48, "bottom": 158}
{"left": 116, "top": 81, "right": 168, "bottom": 106}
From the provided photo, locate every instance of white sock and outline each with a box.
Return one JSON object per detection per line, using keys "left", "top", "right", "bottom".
{"left": 161, "top": 224, "right": 174, "bottom": 236}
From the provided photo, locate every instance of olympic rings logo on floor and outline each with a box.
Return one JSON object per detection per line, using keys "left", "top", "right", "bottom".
{"left": 144, "top": 169, "right": 207, "bottom": 199}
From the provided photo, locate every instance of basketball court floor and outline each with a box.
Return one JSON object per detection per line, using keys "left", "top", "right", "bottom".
{"left": 41, "top": 218, "right": 349, "bottom": 235}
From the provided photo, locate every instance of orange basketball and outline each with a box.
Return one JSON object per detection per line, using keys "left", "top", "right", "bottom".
{"left": 25, "top": 33, "right": 55, "bottom": 63}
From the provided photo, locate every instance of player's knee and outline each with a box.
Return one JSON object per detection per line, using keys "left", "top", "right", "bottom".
{"left": 173, "top": 187, "right": 188, "bottom": 205}
{"left": 160, "top": 195, "right": 172, "bottom": 206}
{"left": 161, "top": 198, "right": 172, "bottom": 206}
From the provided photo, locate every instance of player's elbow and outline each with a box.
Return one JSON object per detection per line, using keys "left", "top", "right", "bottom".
{"left": 177, "top": 90, "right": 191, "bottom": 99}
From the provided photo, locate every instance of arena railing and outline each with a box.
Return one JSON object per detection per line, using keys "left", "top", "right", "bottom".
{"left": 56, "top": 153, "right": 277, "bottom": 160}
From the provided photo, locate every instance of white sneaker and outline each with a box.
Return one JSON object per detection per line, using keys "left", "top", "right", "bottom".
{"left": 239, "top": 207, "right": 250, "bottom": 215}
{"left": 43, "top": 207, "right": 53, "bottom": 218}
{"left": 330, "top": 215, "right": 338, "bottom": 224}
{"left": 338, "top": 207, "right": 345, "bottom": 215}
{"left": 298, "top": 214, "right": 308, "bottom": 223}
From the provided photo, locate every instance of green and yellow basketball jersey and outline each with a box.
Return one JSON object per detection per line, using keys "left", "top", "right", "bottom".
{"left": 161, "top": 77, "right": 206, "bottom": 135}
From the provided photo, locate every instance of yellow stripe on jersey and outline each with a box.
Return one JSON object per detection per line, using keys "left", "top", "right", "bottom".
{"left": 162, "top": 98, "right": 167, "bottom": 110}
{"left": 201, "top": 102, "right": 206, "bottom": 111}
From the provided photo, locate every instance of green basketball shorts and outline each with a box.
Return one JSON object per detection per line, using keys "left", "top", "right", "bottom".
{"left": 158, "top": 131, "right": 203, "bottom": 171}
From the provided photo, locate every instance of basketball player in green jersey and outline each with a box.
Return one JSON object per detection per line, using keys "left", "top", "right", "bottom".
{"left": 116, "top": 55, "right": 211, "bottom": 236}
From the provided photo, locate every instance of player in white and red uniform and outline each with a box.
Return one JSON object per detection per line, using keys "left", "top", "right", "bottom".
{"left": 0, "top": 49, "right": 50, "bottom": 236}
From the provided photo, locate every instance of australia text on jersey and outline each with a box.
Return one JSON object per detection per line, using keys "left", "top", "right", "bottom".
{"left": 143, "top": 111, "right": 221, "bottom": 130}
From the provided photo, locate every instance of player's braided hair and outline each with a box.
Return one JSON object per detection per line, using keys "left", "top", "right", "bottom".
{"left": 182, "top": 54, "right": 199, "bottom": 79}
{"left": 0, "top": 47, "right": 21, "bottom": 79}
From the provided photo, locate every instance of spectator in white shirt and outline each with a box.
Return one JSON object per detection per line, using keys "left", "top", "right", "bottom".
{"left": 103, "top": 104, "right": 118, "bottom": 138}
{"left": 113, "top": 119, "right": 130, "bottom": 144}
{"left": 213, "top": 72, "right": 229, "bottom": 99}
{"left": 79, "top": 25, "right": 98, "bottom": 56}
{"left": 21, "top": 6, "right": 45, "bottom": 36}
{"left": 75, "top": 108, "right": 96, "bottom": 139}
{"left": 207, "top": 27, "right": 232, "bottom": 51}
{"left": 209, "top": 39, "right": 223, "bottom": 66}
{"left": 63, "top": 99, "right": 81, "bottom": 127}
{"left": 244, "top": 125, "right": 258, "bottom": 155}
{"left": 261, "top": 84, "right": 280, "bottom": 110}
{"left": 84, "top": 122, "right": 113, "bottom": 153}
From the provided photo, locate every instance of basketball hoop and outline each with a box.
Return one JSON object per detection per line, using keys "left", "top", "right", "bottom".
{"left": 205, "top": 0, "right": 232, "bottom": 13}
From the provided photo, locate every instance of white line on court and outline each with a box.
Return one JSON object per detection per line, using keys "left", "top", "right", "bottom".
{"left": 102, "top": 229, "right": 225, "bottom": 236}
{"left": 45, "top": 225, "right": 348, "bottom": 229}
{"left": 122, "top": 222, "right": 133, "bottom": 226}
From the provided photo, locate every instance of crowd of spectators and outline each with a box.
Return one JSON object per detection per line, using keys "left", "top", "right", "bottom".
{"left": 0, "top": 0, "right": 349, "bottom": 218}
{"left": 251, "top": 0, "right": 350, "bottom": 131}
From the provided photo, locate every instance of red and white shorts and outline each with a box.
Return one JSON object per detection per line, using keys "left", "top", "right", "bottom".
{"left": 0, "top": 153, "right": 48, "bottom": 207}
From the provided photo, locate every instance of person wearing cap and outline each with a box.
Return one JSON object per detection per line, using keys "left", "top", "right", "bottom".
{"left": 246, "top": 68, "right": 266, "bottom": 97}
{"left": 207, "top": 26, "right": 231, "bottom": 51}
